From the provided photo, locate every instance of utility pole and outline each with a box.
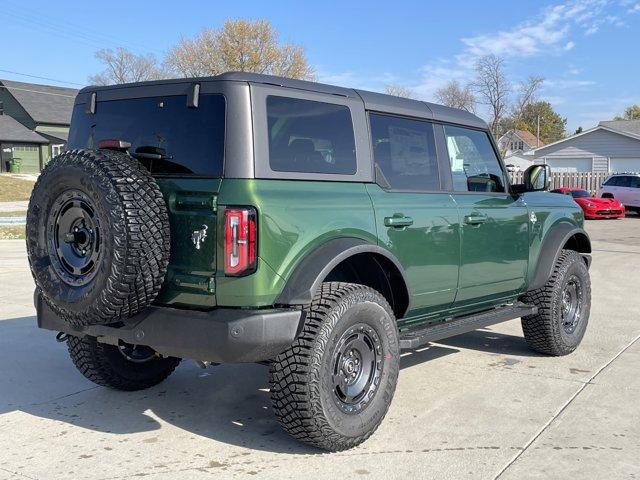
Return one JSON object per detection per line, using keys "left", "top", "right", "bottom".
{"left": 536, "top": 115, "right": 540, "bottom": 147}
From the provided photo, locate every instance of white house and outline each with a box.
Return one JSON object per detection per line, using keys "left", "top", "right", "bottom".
{"left": 528, "top": 120, "right": 640, "bottom": 173}
{"left": 497, "top": 129, "right": 546, "bottom": 156}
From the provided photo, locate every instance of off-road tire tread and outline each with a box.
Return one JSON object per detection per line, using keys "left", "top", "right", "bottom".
{"left": 27, "top": 149, "right": 170, "bottom": 328}
{"left": 67, "top": 336, "right": 180, "bottom": 391}
{"left": 521, "top": 249, "right": 590, "bottom": 356}
{"left": 269, "top": 282, "right": 399, "bottom": 451}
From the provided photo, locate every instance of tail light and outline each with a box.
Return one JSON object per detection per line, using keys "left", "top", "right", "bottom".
{"left": 224, "top": 207, "right": 257, "bottom": 276}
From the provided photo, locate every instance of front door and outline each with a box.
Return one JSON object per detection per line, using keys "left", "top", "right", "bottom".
{"left": 366, "top": 113, "right": 460, "bottom": 325}
{"left": 442, "top": 125, "right": 529, "bottom": 310}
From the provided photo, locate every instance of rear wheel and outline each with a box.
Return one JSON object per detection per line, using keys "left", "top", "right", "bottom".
{"left": 521, "top": 250, "right": 591, "bottom": 356}
{"left": 269, "top": 282, "right": 399, "bottom": 451}
{"left": 67, "top": 336, "right": 180, "bottom": 391}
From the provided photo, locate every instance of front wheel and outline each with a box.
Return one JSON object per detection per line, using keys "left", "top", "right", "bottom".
{"left": 521, "top": 250, "right": 591, "bottom": 356}
{"left": 269, "top": 282, "right": 400, "bottom": 451}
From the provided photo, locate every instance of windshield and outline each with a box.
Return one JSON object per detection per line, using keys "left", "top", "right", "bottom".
{"left": 570, "top": 190, "right": 591, "bottom": 198}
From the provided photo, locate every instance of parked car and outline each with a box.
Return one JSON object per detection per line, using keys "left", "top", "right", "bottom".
{"left": 26, "top": 72, "right": 592, "bottom": 452}
{"left": 598, "top": 173, "right": 640, "bottom": 213}
{"left": 505, "top": 163, "right": 520, "bottom": 173}
{"left": 552, "top": 187, "right": 625, "bottom": 219}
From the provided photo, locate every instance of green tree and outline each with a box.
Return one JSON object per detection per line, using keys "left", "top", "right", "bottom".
{"left": 614, "top": 104, "right": 640, "bottom": 120}
{"left": 502, "top": 101, "right": 566, "bottom": 143}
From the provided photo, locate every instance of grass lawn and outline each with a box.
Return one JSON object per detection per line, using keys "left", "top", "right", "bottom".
{"left": 0, "top": 175, "right": 35, "bottom": 202}
{"left": 0, "top": 225, "right": 25, "bottom": 240}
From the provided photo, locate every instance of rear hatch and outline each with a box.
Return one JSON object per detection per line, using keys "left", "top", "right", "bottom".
{"left": 67, "top": 91, "right": 226, "bottom": 308}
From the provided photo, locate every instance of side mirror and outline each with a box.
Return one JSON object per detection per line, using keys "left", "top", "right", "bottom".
{"left": 523, "top": 164, "right": 551, "bottom": 192}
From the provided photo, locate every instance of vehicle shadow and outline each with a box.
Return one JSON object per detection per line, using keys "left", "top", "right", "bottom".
{"left": 0, "top": 315, "right": 520, "bottom": 455}
{"left": 436, "top": 327, "right": 545, "bottom": 357}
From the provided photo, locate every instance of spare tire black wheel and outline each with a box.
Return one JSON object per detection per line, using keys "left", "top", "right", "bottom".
{"left": 26, "top": 149, "right": 170, "bottom": 328}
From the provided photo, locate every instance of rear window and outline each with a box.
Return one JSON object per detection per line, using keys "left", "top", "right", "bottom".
{"left": 68, "top": 94, "right": 225, "bottom": 176}
{"left": 266, "top": 96, "right": 356, "bottom": 175}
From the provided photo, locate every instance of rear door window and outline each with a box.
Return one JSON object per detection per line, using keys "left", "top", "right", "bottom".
{"left": 266, "top": 96, "right": 356, "bottom": 175}
{"left": 617, "top": 176, "right": 631, "bottom": 187}
{"left": 68, "top": 94, "right": 225, "bottom": 176}
{"left": 369, "top": 113, "right": 440, "bottom": 191}
{"left": 444, "top": 125, "right": 506, "bottom": 193}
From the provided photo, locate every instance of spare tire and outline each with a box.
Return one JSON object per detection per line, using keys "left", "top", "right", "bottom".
{"left": 26, "top": 149, "right": 170, "bottom": 328}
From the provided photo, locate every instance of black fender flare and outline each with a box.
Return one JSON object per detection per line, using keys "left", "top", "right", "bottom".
{"left": 528, "top": 223, "right": 591, "bottom": 291}
{"left": 276, "top": 237, "right": 410, "bottom": 307}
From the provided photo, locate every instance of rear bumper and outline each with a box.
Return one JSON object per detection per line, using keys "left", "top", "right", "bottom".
{"left": 35, "top": 293, "right": 303, "bottom": 363}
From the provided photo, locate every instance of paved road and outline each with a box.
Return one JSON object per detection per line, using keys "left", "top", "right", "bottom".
{"left": 0, "top": 217, "right": 639, "bottom": 479}
{"left": 0, "top": 201, "right": 29, "bottom": 213}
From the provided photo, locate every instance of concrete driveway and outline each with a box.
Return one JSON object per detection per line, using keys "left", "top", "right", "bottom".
{"left": 1, "top": 217, "right": 639, "bottom": 479}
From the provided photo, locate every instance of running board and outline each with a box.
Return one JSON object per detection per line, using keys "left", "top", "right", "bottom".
{"left": 399, "top": 302, "right": 537, "bottom": 350}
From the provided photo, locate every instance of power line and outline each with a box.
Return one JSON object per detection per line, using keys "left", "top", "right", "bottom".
{"left": 0, "top": 69, "right": 83, "bottom": 87}
{"left": 0, "top": 2, "right": 164, "bottom": 56}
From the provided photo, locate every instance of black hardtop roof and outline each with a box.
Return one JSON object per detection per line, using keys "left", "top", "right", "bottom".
{"left": 77, "top": 72, "right": 487, "bottom": 129}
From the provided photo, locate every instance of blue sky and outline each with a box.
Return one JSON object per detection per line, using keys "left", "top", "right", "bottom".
{"left": 1, "top": 0, "right": 639, "bottom": 132}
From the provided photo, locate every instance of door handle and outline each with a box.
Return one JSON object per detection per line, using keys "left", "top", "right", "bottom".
{"left": 384, "top": 215, "right": 414, "bottom": 228}
{"left": 464, "top": 213, "right": 488, "bottom": 225}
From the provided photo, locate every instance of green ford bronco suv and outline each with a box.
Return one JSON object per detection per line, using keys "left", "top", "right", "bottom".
{"left": 27, "top": 72, "right": 592, "bottom": 451}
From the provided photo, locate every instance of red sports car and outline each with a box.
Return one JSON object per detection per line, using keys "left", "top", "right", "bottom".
{"left": 552, "top": 187, "right": 625, "bottom": 219}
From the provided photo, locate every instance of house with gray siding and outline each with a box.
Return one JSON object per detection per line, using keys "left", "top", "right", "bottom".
{"left": 0, "top": 79, "right": 77, "bottom": 173}
{"left": 527, "top": 120, "right": 640, "bottom": 173}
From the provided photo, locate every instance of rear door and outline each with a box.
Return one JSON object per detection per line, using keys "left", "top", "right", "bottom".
{"left": 68, "top": 91, "right": 226, "bottom": 308}
{"left": 441, "top": 125, "right": 529, "bottom": 310}
{"left": 613, "top": 175, "right": 631, "bottom": 205}
{"left": 366, "top": 113, "right": 460, "bottom": 323}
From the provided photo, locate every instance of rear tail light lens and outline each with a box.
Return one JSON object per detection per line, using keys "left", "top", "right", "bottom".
{"left": 224, "top": 207, "right": 257, "bottom": 276}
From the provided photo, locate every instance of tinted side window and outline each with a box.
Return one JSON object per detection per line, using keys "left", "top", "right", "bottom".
{"left": 629, "top": 176, "right": 640, "bottom": 188}
{"left": 266, "top": 96, "right": 356, "bottom": 174}
{"left": 603, "top": 177, "right": 617, "bottom": 186}
{"left": 617, "top": 176, "right": 631, "bottom": 187}
{"left": 68, "top": 94, "right": 225, "bottom": 176}
{"left": 369, "top": 113, "right": 439, "bottom": 191}
{"left": 444, "top": 125, "right": 506, "bottom": 193}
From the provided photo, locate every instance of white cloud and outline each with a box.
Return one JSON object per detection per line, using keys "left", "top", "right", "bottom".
{"left": 628, "top": 2, "right": 640, "bottom": 12}
{"left": 544, "top": 79, "right": 597, "bottom": 88}
{"left": 460, "top": 0, "right": 620, "bottom": 59}
{"left": 315, "top": 0, "right": 629, "bottom": 124}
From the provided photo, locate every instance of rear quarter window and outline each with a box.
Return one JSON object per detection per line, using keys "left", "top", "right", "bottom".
{"left": 68, "top": 94, "right": 225, "bottom": 176}
{"left": 266, "top": 96, "right": 356, "bottom": 175}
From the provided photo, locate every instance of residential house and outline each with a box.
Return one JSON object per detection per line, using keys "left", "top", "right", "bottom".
{"left": 528, "top": 120, "right": 640, "bottom": 172}
{"left": 497, "top": 129, "right": 546, "bottom": 156}
{"left": 0, "top": 79, "right": 78, "bottom": 173}
{"left": 0, "top": 115, "right": 48, "bottom": 173}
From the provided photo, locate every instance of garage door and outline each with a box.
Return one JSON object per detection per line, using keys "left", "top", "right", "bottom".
{"left": 610, "top": 158, "right": 640, "bottom": 173}
{"left": 545, "top": 158, "right": 592, "bottom": 173}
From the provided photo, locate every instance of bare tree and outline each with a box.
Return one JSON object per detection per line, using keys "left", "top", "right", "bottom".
{"left": 165, "top": 20, "right": 314, "bottom": 80}
{"left": 384, "top": 84, "right": 414, "bottom": 98}
{"left": 471, "top": 54, "right": 511, "bottom": 136}
{"left": 513, "top": 75, "right": 544, "bottom": 120}
{"left": 434, "top": 80, "right": 476, "bottom": 112}
{"left": 89, "top": 48, "right": 163, "bottom": 85}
